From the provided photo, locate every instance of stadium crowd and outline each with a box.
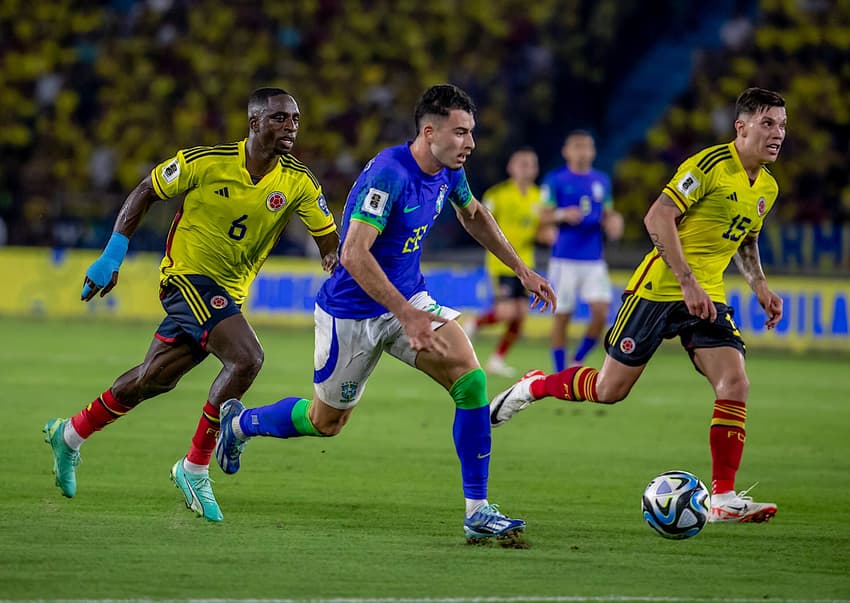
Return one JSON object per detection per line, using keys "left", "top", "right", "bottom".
{"left": 1, "top": 0, "right": 847, "bottom": 252}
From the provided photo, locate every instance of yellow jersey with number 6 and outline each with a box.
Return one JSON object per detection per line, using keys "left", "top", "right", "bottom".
{"left": 625, "top": 141, "right": 778, "bottom": 304}
{"left": 150, "top": 139, "right": 336, "bottom": 304}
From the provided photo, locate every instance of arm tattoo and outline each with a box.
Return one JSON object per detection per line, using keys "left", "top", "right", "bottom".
{"left": 734, "top": 235, "right": 766, "bottom": 289}
{"left": 649, "top": 232, "right": 672, "bottom": 269}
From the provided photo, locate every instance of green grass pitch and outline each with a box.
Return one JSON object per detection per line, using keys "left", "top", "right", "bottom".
{"left": 2, "top": 316, "right": 849, "bottom": 601}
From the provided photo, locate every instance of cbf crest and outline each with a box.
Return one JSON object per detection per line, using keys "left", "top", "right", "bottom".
{"left": 341, "top": 381, "right": 359, "bottom": 404}
{"left": 435, "top": 184, "right": 449, "bottom": 214}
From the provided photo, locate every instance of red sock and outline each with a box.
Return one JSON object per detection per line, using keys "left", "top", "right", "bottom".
{"left": 495, "top": 320, "right": 522, "bottom": 356}
{"left": 186, "top": 401, "right": 220, "bottom": 466}
{"left": 530, "top": 366, "right": 598, "bottom": 402}
{"left": 709, "top": 399, "right": 747, "bottom": 494}
{"left": 476, "top": 309, "right": 499, "bottom": 327}
{"left": 70, "top": 389, "right": 136, "bottom": 439}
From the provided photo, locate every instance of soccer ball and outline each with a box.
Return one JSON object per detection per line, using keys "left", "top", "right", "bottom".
{"left": 641, "top": 470, "right": 711, "bottom": 539}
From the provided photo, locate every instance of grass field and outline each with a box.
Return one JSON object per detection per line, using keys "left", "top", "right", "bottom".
{"left": 2, "top": 316, "right": 849, "bottom": 602}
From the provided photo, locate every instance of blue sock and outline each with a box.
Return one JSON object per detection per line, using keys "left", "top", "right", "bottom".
{"left": 453, "top": 406, "right": 491, "bottom": 500}
{"left": 552, "top": 347, "right": 566, "bottom": 372}
{"left": 573, "top": 336, "right": 598, "bottom": 363}
{"left": 238, "top": 396, "right": 320, "bottom": 438}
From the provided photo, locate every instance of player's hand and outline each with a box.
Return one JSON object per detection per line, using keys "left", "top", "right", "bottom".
{"left": 756, "top": 287, "right": 783, "bottom": 330}
{"left": 681, "top": 278, "right": 716, "bottom": 322}
{"left": 519, "top": 269, "right": 557, "bottom": 313}
{"left": 81, "top": 232, "right": 129, "bottom": 301}
{"left": 400, "top": 307, "right": 449, "bottom": 356}
{"left": 321, "top": 250, "right": 339, "bottom": 274}
{"left": 555, "top": 207, "right": 583, "bottom": 225}
{"left": 81, "top": 257, "right": 120, "bottom": 301}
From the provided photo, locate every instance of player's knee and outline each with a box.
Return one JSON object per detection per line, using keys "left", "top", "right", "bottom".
{"left": 232, "top": 346, "right": 264, "bottom": 380}
{"left": 594, "top": 379, "right": 629, "bottom": 404}
{"left": 716, "top": 373, "right": 749, "bottom": 401}
{"left": 311, "top": 416, "right": 346, "bottom": 437}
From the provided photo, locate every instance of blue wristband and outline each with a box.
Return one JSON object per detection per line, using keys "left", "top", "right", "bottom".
{"left": 103, "top": 232, "right": 130, "bottom": 263}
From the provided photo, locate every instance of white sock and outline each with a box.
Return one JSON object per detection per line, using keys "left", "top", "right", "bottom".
{"left": 182, "top": 458, "right": 209, "bottom": 475}
{"left": 465, "top": 498, "right": 488, "bottom": 517}
{"left": 62, "top": 421, "right": 85, "bottom": 450}
{"left": 231, "top": 414, "right": 247, "bottom": 440}
{"left": 712, "top": 491, "right": 736, "bottom": 504}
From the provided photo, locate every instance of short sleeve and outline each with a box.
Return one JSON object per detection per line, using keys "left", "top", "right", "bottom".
{"left": 662, "top": 158, "right": 716, "bottom": 213}
{"left": 350, "top": 163, "right": 405, "bottom": 233}
{"left": 150, "top": 150, "right": 198, "bottom": 200}
{"left": 448, "top": 168, "right": 472, "bottom": 209}
{"left": 295, "top": 182, "right": 337, "bottom": 237}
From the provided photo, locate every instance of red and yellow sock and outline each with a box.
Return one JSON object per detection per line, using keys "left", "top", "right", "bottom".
{"left": 186, "top": 401, "right": 220, "bottom": 466}
{"left": 530, "top": 366, "right": 599, "bottom": 402}
{"left": 709, "top": 399, "right": 747, "bottom": 494}
{"left": 495, "top": 319, "right": 522, "bottom": 357}
{"left": 476, "top": 310, "right": 499, "bottom": 327}
{"left": 70, "top": 389, "right": 135, "bottom": 439}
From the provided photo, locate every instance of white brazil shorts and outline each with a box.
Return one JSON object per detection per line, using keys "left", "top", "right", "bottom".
{"left": 313, "top": 291, "right": 460, "bottom": 410}
{"left": 548, "top": 258, "right": 613, "bottom": 315}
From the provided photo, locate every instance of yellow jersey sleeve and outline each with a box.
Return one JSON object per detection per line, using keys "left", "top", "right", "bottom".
{"left": 150, "top": 150, "right": 199, "bottom": 200}
{"left": 661, "top": 144, "right": 728, "bottom": 213}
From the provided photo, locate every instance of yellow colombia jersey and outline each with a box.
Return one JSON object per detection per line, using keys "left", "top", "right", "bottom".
{"left": 150, "top": 139, "right": 336, "bottom": 305}
{"left": 482, "top": 179, "right": 541, "bottom": 277}
{"left": 625, "top": 141, "right": 778, "bottom": 304}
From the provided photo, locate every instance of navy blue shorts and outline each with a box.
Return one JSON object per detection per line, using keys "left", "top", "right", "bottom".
{"left": 155, "top": 274, "right": 241, "bottom": 358}
{"left": 493, "top": 275, "right": 527, "bottom": 301}
{"left": 604, "top": 293, "right": 746, "bottom": 369}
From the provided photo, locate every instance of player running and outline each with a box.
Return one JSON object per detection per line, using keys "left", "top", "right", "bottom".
{"left": 43, "top": 88, "right": 339, "bottom": 522}
{"left": 491, "top": 87, "right": 786, "bottom": 524}
{"left": 214, "top": 84, "right": 556, "bottom": 543}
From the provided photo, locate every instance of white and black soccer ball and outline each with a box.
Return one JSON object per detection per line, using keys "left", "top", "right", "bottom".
{"left": 641, "top": 470, "right": 711, "bottom": 539}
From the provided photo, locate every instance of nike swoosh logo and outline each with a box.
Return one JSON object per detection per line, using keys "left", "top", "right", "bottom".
{"left": 477, "top": 452, "right": 491, "bottom": 459}
{"left": 403, "top": 205, "right": 420, "bottom": 213}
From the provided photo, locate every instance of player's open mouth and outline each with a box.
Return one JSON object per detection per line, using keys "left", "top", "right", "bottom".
{"left": 766, "top": 144, "right": 781, "bottom": 153}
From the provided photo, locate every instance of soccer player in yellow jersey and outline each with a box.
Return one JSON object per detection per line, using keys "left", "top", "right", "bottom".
{"left": 463, "top": 148, "right": 547, "bottom": 376}
{"left": 43, "top": 88, "right": 339, "bottom": 522}
{"left": 491, "top": 87, "right": 786, "bottom": 524}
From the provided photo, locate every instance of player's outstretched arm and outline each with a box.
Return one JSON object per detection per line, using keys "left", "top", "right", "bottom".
{"left": 455, "top": 198, "right": 556, "bottom": 312}
{"left": 81, "top": 175, "right": 161, "bottom": 301}
{"left": 645, "top": 193, "right": 716, "bottom": 322}
{"left": 734, "top": 234, "right": 783, "bottom": 329}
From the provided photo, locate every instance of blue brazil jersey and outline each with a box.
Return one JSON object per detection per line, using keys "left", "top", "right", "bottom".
{"left": 316, "top": 142, "right": 473, "bottom": 319}
{"left": 541, "top": 166, "right": 612, "bottom": 261}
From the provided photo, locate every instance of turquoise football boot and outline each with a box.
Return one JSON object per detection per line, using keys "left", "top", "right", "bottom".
{"left": 170, "top": 458, "right": 223, "bottom": 522}
{"left": 43, "top": 418, "right": 80, "bottom": 498}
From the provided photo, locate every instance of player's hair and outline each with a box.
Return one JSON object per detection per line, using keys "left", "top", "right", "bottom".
{"left": 735, "top": 87, "right": 785, "bottom": 119}
{"left": 565, "top": 129, "right": 593, "bottom": 143}
{"left": 414, "top": 84, "right": 476, "bottom": 133}
{"left": 248, "top": 87, "right": 291, "bottom": 117}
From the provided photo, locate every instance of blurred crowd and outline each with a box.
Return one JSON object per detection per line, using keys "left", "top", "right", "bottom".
{"left": 1, "top": 0, "right": 846, "bottom": 253}
{"left": 614, "top": 0, "right": 850, "bottom": 240}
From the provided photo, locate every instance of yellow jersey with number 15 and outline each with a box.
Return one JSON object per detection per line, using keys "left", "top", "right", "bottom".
{"left": 625, "top": 141, "right": 778, "bottom": 304}
{"left": 150, "top": 139, "right": 336, "bottom": 305}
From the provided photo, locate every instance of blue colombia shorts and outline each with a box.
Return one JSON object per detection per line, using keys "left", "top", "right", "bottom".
{"left": 155, "top": 274, "right": 241, "bottom": 359}
{"left": 604, "top": 293, "right": 746, "bottom": 370}
{"left": 494, "top": 275, "right": 527, "bottom": 301}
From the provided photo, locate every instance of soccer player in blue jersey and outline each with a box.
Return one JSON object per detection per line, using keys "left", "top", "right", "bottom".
{"left": 215, "top": 84, "right": 556, "bottom": 542}
{"left": 42, "top": 88, "right": 338, "bottom": 522}
{"left": 541, "top": 130, "right": 623, "bottom": 371}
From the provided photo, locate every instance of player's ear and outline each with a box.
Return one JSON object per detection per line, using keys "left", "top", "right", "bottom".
{"left": 249, "top": 116, "right": 260, "bottom": 133}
